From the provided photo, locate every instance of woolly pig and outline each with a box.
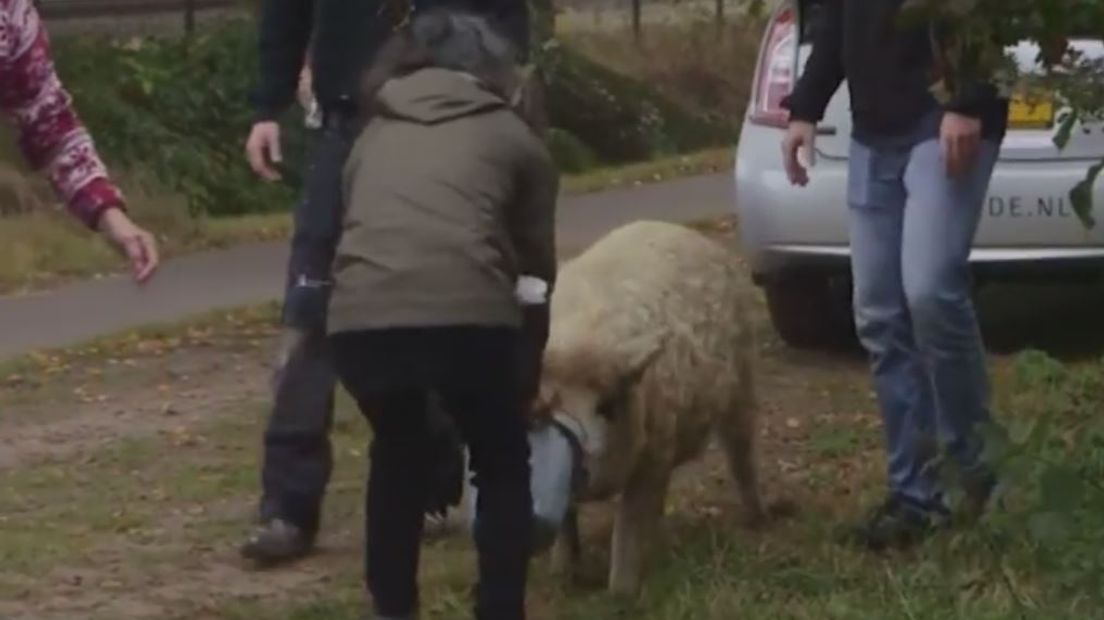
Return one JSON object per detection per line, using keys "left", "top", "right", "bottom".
{"left": 532, "top": 220, "right": 764, "bottom": 595}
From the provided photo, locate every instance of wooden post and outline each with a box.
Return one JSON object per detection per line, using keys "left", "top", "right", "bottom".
{"left": 631, "top": 0, "right": 641, "bottom": 44}
{"left": 184, "top": 0, "right": 197, "bottom": 39}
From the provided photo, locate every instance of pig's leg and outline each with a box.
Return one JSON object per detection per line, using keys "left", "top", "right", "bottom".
{"left": 551, "top": 506, "right": 581, "bottom": 581}
{"left": 608, "top": 463, "right": 671, "bottom": 595}
{"left": 717, "top": 408, "right": 766, "bottom": 527}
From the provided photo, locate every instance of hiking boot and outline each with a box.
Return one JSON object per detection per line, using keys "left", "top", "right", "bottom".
{"left": 844, "top": 496, "right": 949, "bottom": 552}
{"left": 240, "top": 518, "right": 314, "bottom": 565}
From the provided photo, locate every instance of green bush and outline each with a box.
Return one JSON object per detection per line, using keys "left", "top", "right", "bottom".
{"left": 54, "top": 20, "right": 307, "bottom": 218}
{"left": 540, "top": 42, "right": 734, "bottom": 164}
{"left": 956, "top": 350, "right": 1104, "bottom": 612}
{"left": 545, "top": 128, "right": 599, "bottom": 174}
{"left": 51, "top": 20, "right": 730, "bottom": 217}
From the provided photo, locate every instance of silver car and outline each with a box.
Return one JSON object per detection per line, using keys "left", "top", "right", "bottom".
{"left": 735, "top": 0, "right": 1104, "bottom": 348}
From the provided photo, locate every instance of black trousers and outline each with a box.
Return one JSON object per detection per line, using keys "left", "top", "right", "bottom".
{"left": 258, "top": 116, "right": 354, "bottom": 534}
{"left": 332, "top": 327, "right": 533, "bottom": 620}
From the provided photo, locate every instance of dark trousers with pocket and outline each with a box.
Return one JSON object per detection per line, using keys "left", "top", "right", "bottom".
{"left": 332, "top": 327, "right": 533, "bottom": 620}
{"left": 257, "top": 113, "right": 355, "bottom": 534}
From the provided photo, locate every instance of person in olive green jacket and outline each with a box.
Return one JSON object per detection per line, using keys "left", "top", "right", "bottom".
{"left": 327, "top": 10, "right": 557, "bottom": 620}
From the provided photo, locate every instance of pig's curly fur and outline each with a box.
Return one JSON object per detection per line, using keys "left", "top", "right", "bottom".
{"left": 540, "top": 220, "right": 763, "bottom": 594}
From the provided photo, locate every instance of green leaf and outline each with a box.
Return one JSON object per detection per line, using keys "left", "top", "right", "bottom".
{"left": 1053, "top": 111, "right": 1078, "bottom": 151}
{"left": 1040, "top": 465, "right": 1085, "bottom": 513}
{"left": 980, "top": 420, "right": 1014, "bottom": 464}
{"left": 1028, "top": 511, "right": 1072, "bottom": 544}
{"left": 1069, "top": 160, "right": 1103, "bottom": 230}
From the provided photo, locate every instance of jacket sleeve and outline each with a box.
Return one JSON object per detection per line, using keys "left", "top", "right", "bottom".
{"left": 511, "top": 134, "right": 558, "bottom": 290}
{"left": 250, "top": 0, "right": 315, "bottom": 121}
{"left": 944, "top": 82, "right": 1003, "bottom": 118}
{"left": 0, "top": 0, "right": 123, "bottom": 230}
{"left": 781, "top": 0, "right": 844, "bottom": 124}
{"left": 935, "top": 19, "right": 1006, "bottom": 117}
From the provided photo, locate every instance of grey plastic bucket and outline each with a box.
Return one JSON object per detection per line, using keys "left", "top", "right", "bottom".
{"left": 467, "top": 418, "right": 579, "bottom": 553}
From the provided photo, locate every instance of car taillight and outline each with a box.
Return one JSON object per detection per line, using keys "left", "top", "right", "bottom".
{"left": 749, "top": 7, "right": 796, "bottom": 128}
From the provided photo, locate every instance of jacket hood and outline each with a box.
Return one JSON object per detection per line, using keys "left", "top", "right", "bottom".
{"left": 375, "top": 67, "right": 508, "bottom": 124}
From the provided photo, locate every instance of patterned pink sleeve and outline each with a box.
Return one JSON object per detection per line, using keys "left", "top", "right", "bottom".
{"left": 0, "top": 0, "right": 124, "bottom": 229}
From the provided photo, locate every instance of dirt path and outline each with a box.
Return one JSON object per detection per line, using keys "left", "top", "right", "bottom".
{"left": 0, "top": 309, "right": 279, "bottom": 470}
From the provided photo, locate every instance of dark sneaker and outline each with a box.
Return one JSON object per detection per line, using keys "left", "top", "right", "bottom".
{"left": 844, "top": 496, "right": 949, "bottom": 552}
{"left": 240, "top": 518, "right": 314, "bottom": 565}
{"left": 958, "top": 471, "right": 1000, "bottom": 523}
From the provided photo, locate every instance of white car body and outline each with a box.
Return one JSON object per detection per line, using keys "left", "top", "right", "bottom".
{"left": 734, "top": 0, "right": 1104, "bottom": 348}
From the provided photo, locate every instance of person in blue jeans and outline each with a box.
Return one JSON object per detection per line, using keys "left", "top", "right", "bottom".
{"left": 780, "top": 0, "right": 1008, "bottom": 550}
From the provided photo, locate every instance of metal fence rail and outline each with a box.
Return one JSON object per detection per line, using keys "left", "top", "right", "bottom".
{"left": 34, "top": 0, "right": 244, "bottom": 37}
{"left": 36, "top": 0, "right": 237, "bottom": 19}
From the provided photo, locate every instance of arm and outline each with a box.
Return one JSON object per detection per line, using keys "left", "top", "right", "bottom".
{"left": 511, "top": 136, "right": 557, "bottom": 406}
{"left": 250, "top": 0, "right": 315, "bottom": 121}
{"left": 0, "top": 0, "right": 122, "bottom": 229}
{"left": 938, "top": 24, "right": 1005, "bottom": 118}
{"left": 781, "top": 0, "right": 844, "bottom": 124}
{"left": 944, "top": 82, "right": 1002, "bottom": 118}
{"left": 931, "top": 20, "right": 1005, "bottom": 177}
{"left": 511, "top": 138, "right": 558, "bottom": 290}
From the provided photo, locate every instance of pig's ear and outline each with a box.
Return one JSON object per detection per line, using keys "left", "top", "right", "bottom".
{"left": 530, "top": 385, "right": 560, "bottom": 424}
{"left": 618, "top": 332, "right": 666, "bottom": 384}
{"left": 594, "top": 334, "right": 664, "bottom": 420}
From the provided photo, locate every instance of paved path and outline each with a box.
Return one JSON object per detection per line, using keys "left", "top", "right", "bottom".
{"left": 0, "top": 174, "right": 733, "bottom": 360}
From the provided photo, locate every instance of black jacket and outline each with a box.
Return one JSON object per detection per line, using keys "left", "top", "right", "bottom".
{"left": 250, "top": 0, "right": 530, "bottom": 122}
{"left": 782, "top": 0, "right": 1009, "bottom": 142}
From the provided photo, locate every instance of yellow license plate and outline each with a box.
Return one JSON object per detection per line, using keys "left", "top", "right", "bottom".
{"left": 1008, "top": 94, "right": 1055, "bottom": 129}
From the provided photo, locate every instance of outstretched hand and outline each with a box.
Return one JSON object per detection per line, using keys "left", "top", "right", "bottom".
{"left": 98, "top": 207, "right": 159, "bottom": 284}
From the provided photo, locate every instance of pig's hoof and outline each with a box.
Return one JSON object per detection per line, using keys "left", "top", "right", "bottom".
{"left": 768, "top": 498, "right": 800, "bottom": 520}
{"left": 740, "top": 511, "right": 769, "bottom": 530}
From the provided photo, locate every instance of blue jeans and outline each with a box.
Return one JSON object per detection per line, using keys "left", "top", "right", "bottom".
{"left": 848, "top": 137, "right": 999, "bottom": 510}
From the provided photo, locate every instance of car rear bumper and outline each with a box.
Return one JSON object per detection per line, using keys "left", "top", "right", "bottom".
{"left": 751, "top": 244, "right": 1104, "bottom": 282}
{"left": 734, "top": 124, "right": 1104, "bottom": 283}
